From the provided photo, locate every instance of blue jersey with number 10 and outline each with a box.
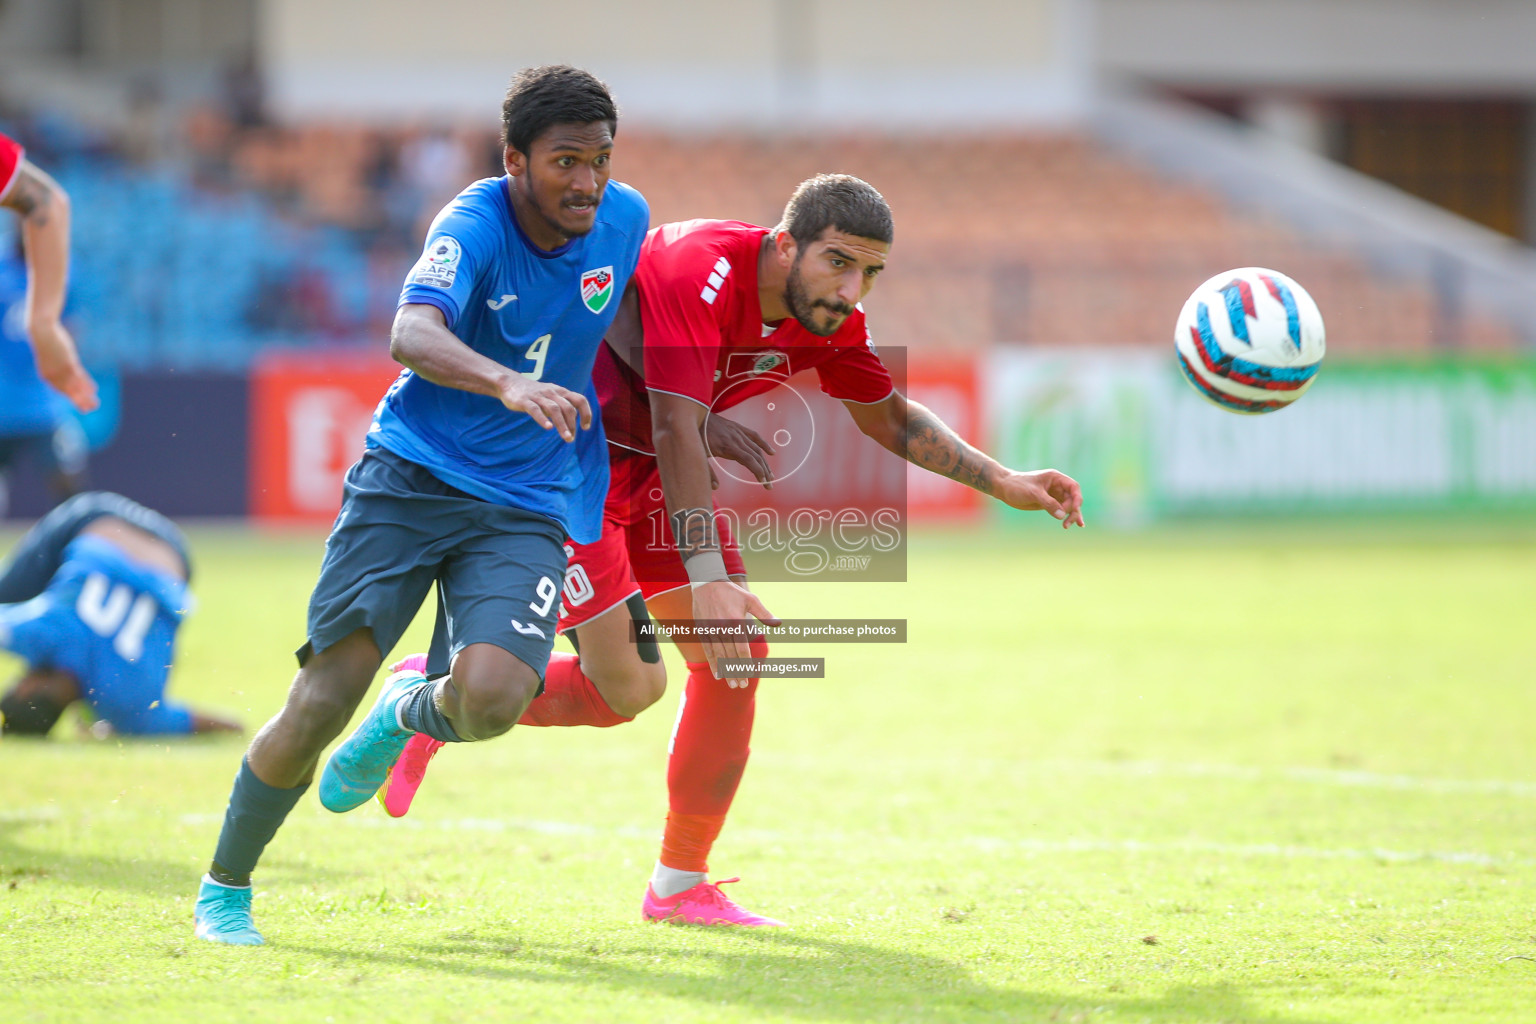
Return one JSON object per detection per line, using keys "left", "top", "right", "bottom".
{"left": 370, "top": 176, "right": 648, "bottom": 544}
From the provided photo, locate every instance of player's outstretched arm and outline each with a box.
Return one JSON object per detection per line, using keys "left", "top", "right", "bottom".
{"left": 83, "top": 707, "right": 242, "bottom": 738}
{"left": 189, "top": 709, "right": 244, "bottom": 735}
{"left": 651, "top": 390, "right": 780, "bottom": 681}
{"left": 1, "top": 159, "right": 98, "bottom": 413}
{"left": 844, "top": 390, "right": 1086, "bottom": 528}
{"left": 392, "top": 303, "right": 591, "bottom": 441}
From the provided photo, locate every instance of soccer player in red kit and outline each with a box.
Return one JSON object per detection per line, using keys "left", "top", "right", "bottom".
{"left": 385, "top": 174, "right": 1084, "bottom": 926}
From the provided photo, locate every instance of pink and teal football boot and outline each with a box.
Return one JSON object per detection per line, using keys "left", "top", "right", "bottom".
{"left": 376, "top": 655, "right": 442, "bottom": 818}
{"left": 379, "top": 731, "right": 443, "bottom": 817}
{"left": 318, "top": 665, "right": 425, "bottom": 813}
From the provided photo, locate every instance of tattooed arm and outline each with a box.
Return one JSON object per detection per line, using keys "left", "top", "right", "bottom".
{"left": 2, "top": 159, "right": 98, "bottom": 412}
{"left": 845, "top": 389, "right": 1085, "bottom": 528}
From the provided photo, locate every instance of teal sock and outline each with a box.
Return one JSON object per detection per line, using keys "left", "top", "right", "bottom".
{"left": 208, "top": 759, "right": 307, "bottom": 886}
{"left": 397, "top": 680, "right": 463, "bottom": 743}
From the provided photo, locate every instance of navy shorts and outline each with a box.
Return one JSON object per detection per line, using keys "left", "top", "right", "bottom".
{"left": 0, "top": 420, "right": 88, "bottom": 478}
{"left": 302, "top": 447, "right": 569, "bottom": 679}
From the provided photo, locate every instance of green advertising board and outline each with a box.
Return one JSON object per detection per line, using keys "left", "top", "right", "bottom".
{"left": 989, "top": 351, "right": 1536, "bottom": 526}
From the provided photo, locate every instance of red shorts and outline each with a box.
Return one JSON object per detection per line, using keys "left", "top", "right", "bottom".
{"left": 556, "top": 447, "right": 745, "bottom": 633}
{"left": 555, "top": 526, "right": 641, "bottom": 634}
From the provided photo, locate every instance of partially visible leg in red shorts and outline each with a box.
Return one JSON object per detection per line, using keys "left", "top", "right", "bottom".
{"left": 606, "top": 451, "right": 776, "bottom": 922}
{"left": 548, "top": 520, "right": 666, "bottom": 722}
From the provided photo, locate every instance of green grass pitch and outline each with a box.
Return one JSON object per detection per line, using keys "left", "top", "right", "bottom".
{"left": 3, "top": 521, "right": 1536, "bottom": 1023}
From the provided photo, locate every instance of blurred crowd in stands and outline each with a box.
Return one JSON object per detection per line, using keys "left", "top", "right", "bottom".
{"left": 0, "top": 81, "right": 503, "bottom": 371}
{"left": 0, "top": 76, "right": 1519, "bottom": 375}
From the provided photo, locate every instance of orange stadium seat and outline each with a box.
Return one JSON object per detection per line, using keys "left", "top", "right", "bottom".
{"left": 198, "top": 120, "right": 1526, "bottom": 355}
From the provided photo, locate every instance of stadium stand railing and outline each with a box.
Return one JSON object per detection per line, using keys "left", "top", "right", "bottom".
{"left": 1093, "top": 91, "right": 1536, "bottom": 349}
{"left": 616, "top": 130, "right": 1524, "bottom": 353}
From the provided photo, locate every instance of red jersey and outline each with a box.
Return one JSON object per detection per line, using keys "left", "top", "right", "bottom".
{"left": 596, "top": 220, "right": 894, "bottom": 454}
{"left": 0, "top": 132, "right": 23, "bottom": 204}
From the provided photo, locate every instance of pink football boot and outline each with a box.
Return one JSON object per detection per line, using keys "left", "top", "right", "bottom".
{"left": 642, "top": 878, "right": 785, "bottom": 927}
{"left": 376, "top": 655, "right": 443, "bottom": 818}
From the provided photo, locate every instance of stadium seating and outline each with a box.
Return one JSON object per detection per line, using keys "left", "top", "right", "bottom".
{"left": 616, "top": 133, "right": 1520, "bottom": 353}
{"left": 55, "top": 151, "right": 373, "bottom": 369}
{"left": 16, "top": 114, "right": 1518, "bottom": 372}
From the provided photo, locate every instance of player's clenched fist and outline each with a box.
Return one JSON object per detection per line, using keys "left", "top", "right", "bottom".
{"left": 498, "top": 374, "right": 592, "bottom": 442}
{"left": 996, "top": 468, "right": 1086, "bottom": 528}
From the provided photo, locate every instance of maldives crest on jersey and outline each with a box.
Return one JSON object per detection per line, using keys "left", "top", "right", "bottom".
{"left": 581, "top": 266, "right": 614, "bottom": 314}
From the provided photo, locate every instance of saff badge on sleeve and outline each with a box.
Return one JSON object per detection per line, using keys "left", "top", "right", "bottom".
{"left": 411, "top": 235, "right": 462, "bottom": 289}
{"left": 581, "top": 266, "right": 614, "bottom": 314}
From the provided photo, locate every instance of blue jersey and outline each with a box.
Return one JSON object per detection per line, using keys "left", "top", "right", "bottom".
{"left": 0, "top": 534, "right": 192, "bottom": 734}
{"left": 0, "top": 491, "right": 192, "bottom": 604}
{"left": 0, "top": 255, "right": 65, "bottom": 436}
{"left": 370, "top": 176, "right": 648, "bottom": 544}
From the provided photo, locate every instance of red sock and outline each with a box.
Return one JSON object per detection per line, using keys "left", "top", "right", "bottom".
{"left": 660, "top": 650, "right": 761, "bottom": 872}
{"left": 517, "top": 652, "right": 633, "bottom": 728}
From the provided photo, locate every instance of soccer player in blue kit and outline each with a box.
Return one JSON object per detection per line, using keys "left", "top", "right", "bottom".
{"left": 0, "top": 249, "right": 89, "bottom": 514}
{"left": 0, "top": 128, "right": 98, "bottom": 512}
{"left": 0, "top": 491, "right": 239, "bottom": 737}
{"left": 194, "top": 65, "right": 650, "bottom": 945}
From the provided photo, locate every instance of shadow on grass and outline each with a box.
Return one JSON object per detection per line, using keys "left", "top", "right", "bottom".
{"left": 0, "top": 819, "right": 201, "bottom": 900}
{"left": 0, "top": 818, "right": 342, "bottom": 901}
{"left": 284, "top": 926, "right": 1333, "bottom": 1024}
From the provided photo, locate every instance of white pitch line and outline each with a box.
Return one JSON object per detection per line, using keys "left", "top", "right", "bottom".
{"left": 959, "top": 836, "right": 1520, "bottom": 867}
{"left": 1087, "top": 760, "right": 1536, "bottom": 798}
{"left": 0, "top": 808, "right": 1517, "bottom": 868}
{"left": 272, "top": 814, "right": 1535, "bottom": 869}
{"left": 753, "top": 754, "right": 1536, "bottom": 799}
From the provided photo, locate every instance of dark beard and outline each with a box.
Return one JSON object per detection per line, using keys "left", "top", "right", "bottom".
{"left": 784, "top": 259, "right": 853, "bottom": 337}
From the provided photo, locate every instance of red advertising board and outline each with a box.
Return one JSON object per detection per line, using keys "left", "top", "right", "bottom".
{"left": 704, "top": 351, "right": 984, "bottom": 527}
{"left": 249, "top": 348, "right": 982, "bottom": 525}
{"left": 250, "top": 350, "right": 401, "bottom": 523}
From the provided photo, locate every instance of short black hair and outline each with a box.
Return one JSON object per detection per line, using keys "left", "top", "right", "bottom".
{"left": 501, "top": 65, "right": 618, "bottom": 155}
{"left": 777, "top": 174, "right": 894, "bottom": 249}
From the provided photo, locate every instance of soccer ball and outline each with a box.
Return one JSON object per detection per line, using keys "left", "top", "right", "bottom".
{"left": 1174, "top": 267, "right": 1325, "bottom": 414}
